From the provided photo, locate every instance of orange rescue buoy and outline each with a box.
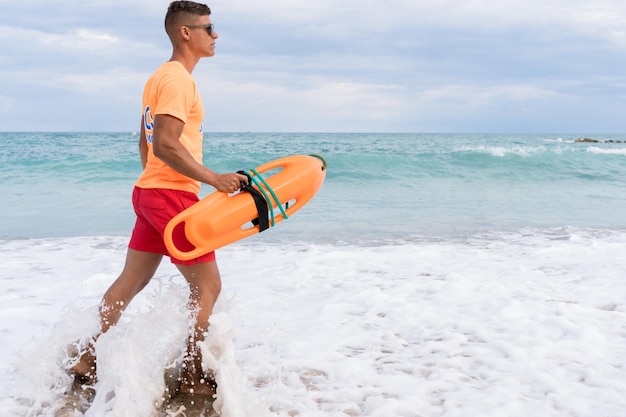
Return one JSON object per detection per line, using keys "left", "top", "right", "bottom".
{"left": 164, "top": 154, "right": 326, "bottom": 260}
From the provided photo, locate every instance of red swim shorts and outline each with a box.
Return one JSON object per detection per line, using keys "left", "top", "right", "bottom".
{"left": 128, "top": 187, "right": 215, "bottom": 265}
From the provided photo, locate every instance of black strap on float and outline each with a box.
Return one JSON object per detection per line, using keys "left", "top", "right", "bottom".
{"left": 237, "top": 170, "right": 270, "bottom": 232}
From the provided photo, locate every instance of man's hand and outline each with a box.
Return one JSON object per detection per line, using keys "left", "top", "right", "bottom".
{"left": 213, "top": 172, "right": 249, "bottom": 193}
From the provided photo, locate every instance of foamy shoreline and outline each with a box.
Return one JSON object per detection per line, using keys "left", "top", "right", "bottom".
{"left": 1, "top": 230, "right": 625, "bottom": 416}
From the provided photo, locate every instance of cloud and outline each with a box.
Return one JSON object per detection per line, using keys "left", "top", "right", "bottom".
{"left": 0, "top": 95, "right": 11, "bottom": 113}
{"left": 421, "top": 84, "right": 566, "bottom": 106}
{"left": 0, "top": 23, "right": 164, "bottom": 69}
{"left": 1, "top": 0, "right": 626, "bottom": 131}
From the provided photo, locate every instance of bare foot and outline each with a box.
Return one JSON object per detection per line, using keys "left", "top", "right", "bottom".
{"left": 164, "top": 392, "right": 217, "bottom": 417}
{"left": 178, "top": 370, "right": 217, "bottom": 397}
{"left": 68, "top": 343, "right": 97, "bottom": 384}
{"left": 178, "top": 354, "right": 216, "bottom": 397}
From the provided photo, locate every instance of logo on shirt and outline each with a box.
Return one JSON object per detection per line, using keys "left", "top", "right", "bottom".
{"left": 144, "top": 106, "right": 154, "bottom": 143}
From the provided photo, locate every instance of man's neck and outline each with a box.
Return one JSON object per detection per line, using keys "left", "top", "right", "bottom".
{"left": 169, "top": 51, "right": 199, "bottom": 73}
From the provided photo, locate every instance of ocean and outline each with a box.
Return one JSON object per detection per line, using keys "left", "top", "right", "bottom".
{"left": 1, "top": 132, "right": 625, "bottom": 416}
{"left": 2, "top": 132, "right": 626, "bottom": 240}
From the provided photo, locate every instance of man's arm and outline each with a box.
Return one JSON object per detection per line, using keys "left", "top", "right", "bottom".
{"left": 139, "top": 117, "right": 148, "bottom": 170}
{"left": 152, "top": 114, "right": 247, "bottom": 192}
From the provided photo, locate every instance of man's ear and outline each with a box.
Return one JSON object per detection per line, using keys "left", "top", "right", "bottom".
{"left": 180, "top": 26, "right": 190, "bottom": 40}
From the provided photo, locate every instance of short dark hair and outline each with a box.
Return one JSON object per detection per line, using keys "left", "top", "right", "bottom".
{"left": 165, "top": 1, "right": 211, "bottom": 35}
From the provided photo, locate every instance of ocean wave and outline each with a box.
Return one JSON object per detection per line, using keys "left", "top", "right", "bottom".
{"left": 3, "top": 229, "right": 626, "bottom": 416}
{"left": 4, "top": 132, "right": 626, "bottom": 240}
{"left": 453, "top": 144, "right": 548, "bottom": 157}
{"left": 587, "top": 146, "right": 626, "bottom": 156}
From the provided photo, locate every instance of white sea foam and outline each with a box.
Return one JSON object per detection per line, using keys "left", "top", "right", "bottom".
{"left": 1, "top": 231, "right": 625, "bottom": 416}
{"left": 545, "top": 138, "right": 575, "bottom": 143}
{"left": 587, "top": 146, "right": 626, "bottom": 156}
{"left": 454, "top": 144, "right": 546, "bottom": 157}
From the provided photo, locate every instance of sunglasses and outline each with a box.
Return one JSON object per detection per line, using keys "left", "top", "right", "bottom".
{"left": 185, "top": 23, "right": 215, "bottom": 36}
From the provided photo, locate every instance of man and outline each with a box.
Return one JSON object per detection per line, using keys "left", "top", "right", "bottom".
{"left": 71, "top": 0, "right": 248, "bottom": 397}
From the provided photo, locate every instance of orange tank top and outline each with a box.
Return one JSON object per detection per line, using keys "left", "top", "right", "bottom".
{"left": 135, "top": 61, "right": 204, "bottom": 194}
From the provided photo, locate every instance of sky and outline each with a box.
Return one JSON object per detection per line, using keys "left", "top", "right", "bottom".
{"left": 1, "top": 0, "right": 626, "bottom": 133}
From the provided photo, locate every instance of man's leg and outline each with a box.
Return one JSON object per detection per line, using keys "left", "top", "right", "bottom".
{"left": 100, "top": 249, "right": 163, "bottom": 332}
{"left": 72, "top": 248, "right": 163, "bottom": 378}
{"left": 175, "top": 260, "right": 222, "bottom": 395}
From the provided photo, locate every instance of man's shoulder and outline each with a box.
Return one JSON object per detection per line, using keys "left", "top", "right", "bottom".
{"left": 158, "top": 61, "right": 192, "bottom": 76}
{"left": 150, "top": 61, "right": 195, "bottom": 86}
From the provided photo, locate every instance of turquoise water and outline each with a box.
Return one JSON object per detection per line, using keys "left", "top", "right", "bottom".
{"left": 3, "top": 132, "right": 626, "bottom": 417}
{"left": 1, "top": 132, "right": 626, "bottom": 240}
